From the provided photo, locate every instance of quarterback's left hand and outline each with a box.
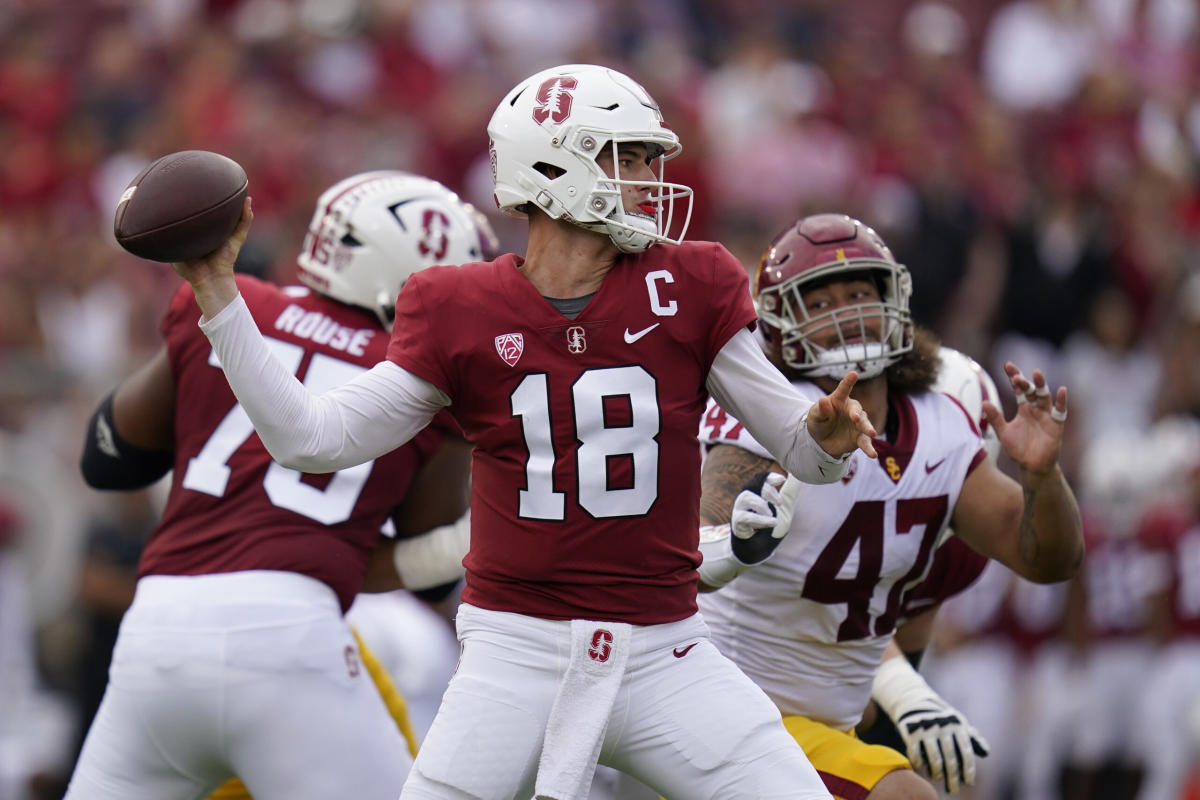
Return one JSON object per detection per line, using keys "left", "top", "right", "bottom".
{"left": 982, "top": 362, "right": 1068, "bottom": 477}
{"left": 729, "top": 470, "right": 801, "bottom": 565}
{"left": 872, "top": 657, "right": 990, "bottom": 793}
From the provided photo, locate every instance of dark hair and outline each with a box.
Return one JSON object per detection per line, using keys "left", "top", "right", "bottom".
{"left": 886, "top": 327, "right": 941, "bottom": 394}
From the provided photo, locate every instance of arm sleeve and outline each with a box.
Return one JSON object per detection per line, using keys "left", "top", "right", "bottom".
{"left": 197, "top": 294, "right": 449, "bottom": 473}
{"left": 705, "top": 328, "right": 850, "bottom": 484}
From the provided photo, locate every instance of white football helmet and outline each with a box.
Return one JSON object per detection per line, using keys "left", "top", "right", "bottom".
{"left": 297, "top": 171, "right": 498, "bottom": 328}
{"left": 933, "top": 347, "right": 1002, "bottom": 462}
{"left": 487, "top": 63, "right": 693, "bottom": 253}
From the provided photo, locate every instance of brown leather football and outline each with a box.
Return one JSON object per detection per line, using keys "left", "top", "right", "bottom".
{"left": 113, "top": 150, "right": 248, "bottom": 262}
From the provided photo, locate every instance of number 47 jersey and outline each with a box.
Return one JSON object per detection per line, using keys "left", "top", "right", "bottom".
{"left": 698, "top": 383, "right": 987, "bottom": 730}
{"left": 386, "top": 245, "right": 757, "bottom": 625}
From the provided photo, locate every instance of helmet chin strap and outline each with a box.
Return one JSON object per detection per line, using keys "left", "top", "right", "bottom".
{"left": 606, "top": 212, "right": 657, "bottom": 253}
{"left": 573, "top": 205, "right": 658, "bottom": 253}
{"left": 801, "top": 342, "right": 891, "bottom": 380}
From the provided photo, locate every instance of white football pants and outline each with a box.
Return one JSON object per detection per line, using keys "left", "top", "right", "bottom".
{"left": 401, "top": 603, "right": 831, "bottom": 800}
{"left": 65, "top": 571, "right": 412, "bottom": 800}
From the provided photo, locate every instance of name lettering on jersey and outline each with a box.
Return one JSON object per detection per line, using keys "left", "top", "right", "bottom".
{"left": 495, "top": 332, "right": 524, "bottom": 366}
{"left": 566, "top": 325, "right": 587, "bottom": 354}
{"left": 645, "top": 269, "right": 677, "bottom": 316}
{"left": 273, "top": 305, "right": 375, "bottom": 356}
{"left": 884, "top": 455, "right": 902, "bottom": 483}
{"left": 588, "top": 628, "right": 613, "bottom": 662}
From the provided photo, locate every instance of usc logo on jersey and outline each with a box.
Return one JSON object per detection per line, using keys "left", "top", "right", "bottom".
{"left": 884, "top": 456, "right": 902, "bottom": 483}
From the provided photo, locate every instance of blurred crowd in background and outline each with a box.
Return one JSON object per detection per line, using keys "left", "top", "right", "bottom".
{"left": 2, "top": 0, "right": 1200, "bottom": 798}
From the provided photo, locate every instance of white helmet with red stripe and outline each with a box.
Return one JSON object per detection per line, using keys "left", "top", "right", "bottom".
{"left": 933, "top": 347, "right": 1001, "bottom": 462}
{"left": 487, "top": 63, "right": 692, "bottom": 253}
{"left": 297, "top": 171, "right": 498, "bottom": 329}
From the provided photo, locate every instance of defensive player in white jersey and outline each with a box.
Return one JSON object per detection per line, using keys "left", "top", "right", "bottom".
{"left": 697, "top": 214, "right": 1083, "bottom": 800}
{"left": 67, "top": 172, "right": 492, "bottom": 800}
{"left": 168, "top": 65, "right": 880, "bottom": 799}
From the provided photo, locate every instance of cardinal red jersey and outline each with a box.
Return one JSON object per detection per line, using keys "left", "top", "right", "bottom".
{"left": 139, "top": 275, "right": 445, "bottom": 611}
{"left": 1139, "top": 507, "right": 1200, "bottom": 638}
{"left": 1077, "top": 512, "right": 1153, "bottom": 640}
{"left": 898, "top": 535, "right": 989, "bottom": 624}
{"left": 386, "top": 243, "right": 756, "bottom": 624}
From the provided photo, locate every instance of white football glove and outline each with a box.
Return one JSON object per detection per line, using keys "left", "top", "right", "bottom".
{"left": 699, "top": 471, "right": 800, "bottom": 588}
{"left": 872, "top": 656, "right": 990, "bottom": 794}
{"left": 392, "top": 509, "right": 470, "bottom": 591}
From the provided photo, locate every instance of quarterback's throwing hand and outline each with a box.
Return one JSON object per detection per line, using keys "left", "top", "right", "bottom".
{"left": 808, "top": 371, "right": 878, "bottom": 459}
{"left": 982, "top": 362, "right": 1068, "bottom": 476}
{"left": 171, "top": 196, "right": 254, "bottom": 320}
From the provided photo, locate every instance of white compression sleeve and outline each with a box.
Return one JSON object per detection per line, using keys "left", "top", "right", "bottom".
{"left": 198, "top": 294, "right": 449, "bottom": 473}
{"left": 706, "top": 328, "right": 849, "bottom": 484}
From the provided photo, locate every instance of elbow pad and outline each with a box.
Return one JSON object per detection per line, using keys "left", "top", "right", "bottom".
{"left": 80, "top": 393, "right": 173, "bottom": 490}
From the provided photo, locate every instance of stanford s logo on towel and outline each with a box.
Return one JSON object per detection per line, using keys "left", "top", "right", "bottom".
{"left": 588, "top": 629, "right": 613, "bottom": 662}
{"left": 495, "top": 332, "right": 524, "bottom": 366}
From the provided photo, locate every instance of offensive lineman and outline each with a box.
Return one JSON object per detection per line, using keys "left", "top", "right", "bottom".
{"left": 66, "top": 172, "right": 493, "bottom": 800}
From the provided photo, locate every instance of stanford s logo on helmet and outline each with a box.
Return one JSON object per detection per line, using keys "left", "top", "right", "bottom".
{"left": 532, "top": 76, "right": 577, "bottom": 125}
{"left": 754, "top": 213, "right": 914, "bottom": 380}
{"left": 487, "top": 63, "right": 693, "bottom": 253}
{"left": 296, "top": 171, "right": 498, "bottom": 330}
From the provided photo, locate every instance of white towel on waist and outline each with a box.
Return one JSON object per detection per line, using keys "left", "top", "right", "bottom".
{"left": 534, "top": 619, "right": 632, "bottom": 800}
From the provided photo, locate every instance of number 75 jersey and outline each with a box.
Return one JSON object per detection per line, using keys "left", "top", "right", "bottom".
{"left": 143, "top": 275, "right": 446, "bottom": 613}
{"left": 698, "top": 384, "right": 987, "bottom": 729}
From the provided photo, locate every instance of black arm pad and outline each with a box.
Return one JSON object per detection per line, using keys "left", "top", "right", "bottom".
{"left": 80, "top": 393, "right": 173, "bottom": 490}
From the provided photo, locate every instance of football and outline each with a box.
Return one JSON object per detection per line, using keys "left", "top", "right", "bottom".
{"left": 113, "top": 150, "right": 248, "bottom": 263}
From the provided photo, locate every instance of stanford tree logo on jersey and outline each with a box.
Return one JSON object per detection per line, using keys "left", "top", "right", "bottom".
{"left": 566, "top": 326, "right": 587, "bottom": 354}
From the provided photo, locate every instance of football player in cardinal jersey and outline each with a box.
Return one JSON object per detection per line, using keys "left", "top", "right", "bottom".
{"left": 67, "top": 172, "right": 496, "bottom": 800}
{"left": 168, "top": 64, "right": 879, "bottom": 800}
{"left": 697, "top": 213, "right": 1083, "bottom": 800}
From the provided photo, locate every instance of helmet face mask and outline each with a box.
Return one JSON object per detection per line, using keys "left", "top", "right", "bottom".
{"left": 488, "top": 64, "right": 693, "bottom": 253}
{"left": 297, "top": 171, "right": 498, "bottom": 329}
{"left": 755, "top": 214, "right": 914, "bottom": 380}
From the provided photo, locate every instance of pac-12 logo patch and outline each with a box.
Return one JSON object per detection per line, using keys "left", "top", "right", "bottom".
{"left": 495, "top": 332, "right": 524, "bottom": 366}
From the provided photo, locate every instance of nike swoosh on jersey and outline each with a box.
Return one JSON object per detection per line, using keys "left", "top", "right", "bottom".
{"left": 925, "top": 458, "right": 946, "bottom": 473}
{"left": 672, "top": 643, "right": 697, "bottom": 658}
{"left": 623, "top": 323, "right": 660, "bottom": 344}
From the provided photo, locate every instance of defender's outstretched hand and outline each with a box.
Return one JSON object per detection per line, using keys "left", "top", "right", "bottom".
{"left": 982, "top": 362, "right": 1068, "bottom": 476}
{"left": 172, "top": 196, "right": 254, "bottom": 320}
{"left": 807, "top": 371, "right": 878, "bottom": 459}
